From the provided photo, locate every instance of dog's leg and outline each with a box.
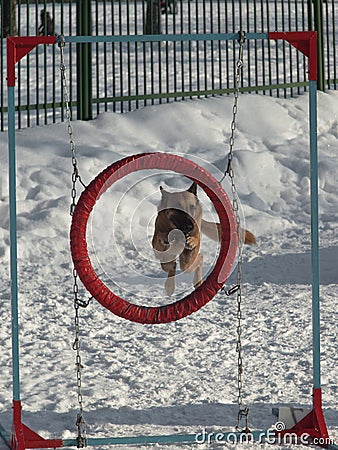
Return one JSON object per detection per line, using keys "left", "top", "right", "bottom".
{"left": 165, "top": 274, "right": 175, "bottom": 296}
{"left": 161, "top": 260, "right": 177, "bottom": 296}
{"left": 179, "top": 248, "right": 203, "bottom": 290}
{"left": 192, "top": 253, "right": 203, "bottom": 289}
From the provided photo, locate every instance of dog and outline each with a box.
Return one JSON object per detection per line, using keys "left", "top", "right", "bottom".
{"left": 152, "top": 182, "right": 256, "bottom": 295}
{"left": 161, "top": 0, "right": 177, "bottom": 14}
{"left": 38, "top": 10, "right": 55, "bottom": 36}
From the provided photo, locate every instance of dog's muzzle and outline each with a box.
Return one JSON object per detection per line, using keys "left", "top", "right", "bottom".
{"left": 166, "top": 209, "right": 195, "bottom": 235}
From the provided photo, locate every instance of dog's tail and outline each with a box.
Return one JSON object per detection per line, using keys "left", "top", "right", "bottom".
{"left": 201, "top": 219, "right": 256, "bottom": 245}
{"left": 242, "top": 229, "right": 256, "bottom": 245}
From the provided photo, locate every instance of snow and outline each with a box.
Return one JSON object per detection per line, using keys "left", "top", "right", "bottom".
{"left": 0, "top": 90, "right": 338, "bottom": 449}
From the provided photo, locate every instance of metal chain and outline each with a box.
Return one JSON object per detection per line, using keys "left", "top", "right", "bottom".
{"left": 58, "top": 35, "right": 88, "bottom": 448}
{"left": 58, "top": 35, "right": 86, "bottom": 216}
{"left": 220, "top": 31, "right": 250, "bottom": 433}
{"left": 220, "top": 30, "right": 245, "bottom": 186}
{"left": 72, "top": 268, "right": 87, "bottom": 448}
{"left": 235, "top": 255, "right": 250, "bottom": 433}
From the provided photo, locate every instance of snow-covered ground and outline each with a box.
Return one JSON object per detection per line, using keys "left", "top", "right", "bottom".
{"left": 0, "top": 90, "right": 338, "bottom": 449}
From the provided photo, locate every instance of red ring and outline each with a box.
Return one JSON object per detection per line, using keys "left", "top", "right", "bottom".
{"left": 70, "top": 152, "right": 238, "bottom": 324}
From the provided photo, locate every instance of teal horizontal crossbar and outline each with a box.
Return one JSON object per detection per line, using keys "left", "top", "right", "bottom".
{"left": 61, "top": 32, "right": 269, "bottom": 44}
{"left": 62, "top": 429, "right": 271, "bottom": 446}
{"left": 63, "top": 430, "right": 338, "bottom": 447}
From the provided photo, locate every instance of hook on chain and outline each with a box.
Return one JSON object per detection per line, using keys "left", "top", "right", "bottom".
{"left": 76, "top": 413, "right": 87, "bottom": 448}
{"left": 222, "top": 284, "right": 240, "bottom": 296}
{"left": 237, "top": 30, "right": 246, "bottom": 45}
{"left": 56, "top": 34, "right": 66, "bottom": 48}
{"left": 236, "top": 406, "right": 251, "bottom": 433}
{"left": 75, "top": 297, "right": 93, "bottom": 308}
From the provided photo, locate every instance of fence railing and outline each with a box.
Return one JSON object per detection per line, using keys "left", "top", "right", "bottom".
{"left": 1, "top": 0, "right": 337, "bottom": 130}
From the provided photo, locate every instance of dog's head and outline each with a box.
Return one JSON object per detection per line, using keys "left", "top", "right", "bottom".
{"left": 158, "top": 182, "right": 202, "bottom": 235}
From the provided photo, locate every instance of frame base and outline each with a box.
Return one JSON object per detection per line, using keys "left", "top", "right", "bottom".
{"left": 1, "top": 396, "right": 337, "bottom": 449}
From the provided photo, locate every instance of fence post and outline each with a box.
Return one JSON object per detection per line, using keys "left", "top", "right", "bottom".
{"left": 76, "top": 0, "right": 93, "bottom": 120}
{"left": 145, "top": 0, "right": 161, "bottom": 34}
{"left": 312, "top": 0, "right": 325, "bottom": 91}
{"left": 3, "top": 0, "right": 18, "bottom": 37}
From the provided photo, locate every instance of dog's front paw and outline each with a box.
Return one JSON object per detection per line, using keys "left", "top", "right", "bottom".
{"left": 185, "top": 235, "right": 198, "bottom": 250}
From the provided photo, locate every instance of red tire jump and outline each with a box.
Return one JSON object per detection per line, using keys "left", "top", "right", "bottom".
{"left": 70, "top": 152, "right": 238, "bottom": 324}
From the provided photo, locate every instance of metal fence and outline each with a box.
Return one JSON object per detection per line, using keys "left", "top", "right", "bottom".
{"left": 0, "top": 0, "right": 337, "bottom": 130}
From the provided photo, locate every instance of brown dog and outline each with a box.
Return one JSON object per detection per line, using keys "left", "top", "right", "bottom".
{"left": 152, "top": 182, "right": 255, "bottom": 295}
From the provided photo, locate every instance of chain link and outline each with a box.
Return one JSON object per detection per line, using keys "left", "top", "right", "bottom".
{"left": 220, "top": 31, "right": 250, "bottom": 432}
{"left": 58, "top": 35, "right": 88, "bottom": 448}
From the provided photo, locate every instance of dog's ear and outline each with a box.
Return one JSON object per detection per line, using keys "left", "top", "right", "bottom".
{"left": 187, "top": 182, "right": 197, "bottom": 196}
{"left": 160, "top": 186, "right": 169, "bottom": 197}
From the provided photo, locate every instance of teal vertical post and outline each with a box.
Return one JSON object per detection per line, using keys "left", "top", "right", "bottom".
{"left": 76, "top": 0, "right": 93, "bottom": 120}
{"left": 8, "top": 85, "right": 21, "bottom": 401}
{"left": 313, "top": 0, "right": 325, "bottom": 91}
{"left": 309, "top": 79, "right": 321, "bottom": 389}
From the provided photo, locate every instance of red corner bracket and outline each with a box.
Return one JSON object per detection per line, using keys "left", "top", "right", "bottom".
{"left": 269, "top": 31, "right": 317, "bottom": 81}
{"left": 275, "top": 389, "right": 331, "bottom": 448}
{"left": 7, "top": 36, "right": 57, "bottom": 87}
{"left": 11, "top": 400, "right": 63, "bottom": 450}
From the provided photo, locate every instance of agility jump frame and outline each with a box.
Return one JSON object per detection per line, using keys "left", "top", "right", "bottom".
{"left": 1, "top": 31, "right": 337, "bottom": 449}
